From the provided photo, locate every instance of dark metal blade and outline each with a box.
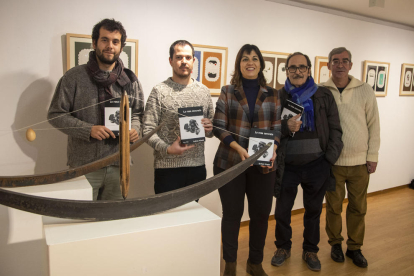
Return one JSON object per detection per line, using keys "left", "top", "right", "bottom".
{"left": 0, "top": 145, "right": 270, "bottom": 221}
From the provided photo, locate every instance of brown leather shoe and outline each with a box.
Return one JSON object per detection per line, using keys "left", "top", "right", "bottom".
{"left": 302, "top": 251, "right": 321, "bottom": 271}
{"left": 246, "top": 260, "right": 268, "bottom": 276}
{"left": 223, "top": 261, "right": 236, "bottom": 276}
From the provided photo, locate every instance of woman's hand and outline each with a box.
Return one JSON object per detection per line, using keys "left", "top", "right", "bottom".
{"left": 236, "top": 147, "right": 250, "bottom": 161}
{"left": 261, "top": 145, "right": 277, "bottom": 169}
{"left": 230, "top": 141, "right": 250, "bottom": 161}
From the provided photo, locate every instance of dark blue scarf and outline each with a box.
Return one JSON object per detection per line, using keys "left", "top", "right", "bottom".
{"left": 284, "top": 76, "right": 318, "bottom": 132}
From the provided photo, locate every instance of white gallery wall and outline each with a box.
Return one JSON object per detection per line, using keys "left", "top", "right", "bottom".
{"left": 0, "top": 0, "right": 414, "bottom": 222}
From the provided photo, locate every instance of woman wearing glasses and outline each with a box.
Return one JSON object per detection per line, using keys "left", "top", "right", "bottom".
{"left": 213, "top": 44, "right": 281, "bottom": 276}
{"left": 270, "top": 52, "right": 343, "bottom": 272}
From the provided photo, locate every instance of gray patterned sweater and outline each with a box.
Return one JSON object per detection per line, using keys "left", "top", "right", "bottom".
{"left": 143, "top": 78, "right": 214, "bottom": 169}
{"left": 47, "top": 65, "right": 144, "bottom": 167}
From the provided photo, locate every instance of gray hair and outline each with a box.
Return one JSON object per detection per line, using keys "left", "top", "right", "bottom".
{"left": 328, "top": 47, "right": 352, "bottom": 63}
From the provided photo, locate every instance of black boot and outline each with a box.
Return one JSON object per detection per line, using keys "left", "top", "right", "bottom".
{"left": 223, "top": 261, "right": 236, "bottom": 276}
{"left": 246, "top": 260, "right": 268, "bottom": 276}
{"left": 346, "top": 249, "right": 368, "bottom": 268}
{"left": 331, "top": 244, "right": 345, "bottom": 262}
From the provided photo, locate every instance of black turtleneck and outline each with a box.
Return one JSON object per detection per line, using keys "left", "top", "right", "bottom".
{"left": 222, "top": 77, "right": 260, "bottom": 147}
{"left": 242, "top": 77, "right": 260, "bottom": 123}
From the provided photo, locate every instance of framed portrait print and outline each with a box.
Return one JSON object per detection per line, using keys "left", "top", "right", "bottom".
{"left": 399, "top": 63, "right": 414, "bottom": 96}
{"left": 362, "top": 60, "right": 390, "bottom": 97}
{"left": 192, "top": 44, "right": 228, "bottom": 96}
{"left": 66, "top": 33, "right": 139, "bottom": 76}
{"left": 314, "top": 56, "right": 331, "bottom": 84}
{"left": 261, "top": 51, "right": 290, "bottom": 90}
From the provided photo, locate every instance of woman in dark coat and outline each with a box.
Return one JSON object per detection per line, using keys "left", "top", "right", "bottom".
{"left": 213, "top": 44, "right": 282, "bottom": 276}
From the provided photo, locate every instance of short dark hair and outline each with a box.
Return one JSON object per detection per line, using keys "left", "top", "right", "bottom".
{"left": 169, "top": 40, "right": 194, "bottom": 59}
{"left": 286, "top": 52, "right": 312, "bottom": 77}
{"left": 92, "top": 18, "right": 127, "bottom": 48}
{"left": 328, "top": 47, "right": 352, "bottom": 63}
{"left": 230, "top": 44, "right": 267, "bottom": 87}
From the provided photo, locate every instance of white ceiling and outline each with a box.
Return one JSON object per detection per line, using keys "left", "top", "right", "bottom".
{"left": 267, "top": 0, "right": 414, "bottom": 29}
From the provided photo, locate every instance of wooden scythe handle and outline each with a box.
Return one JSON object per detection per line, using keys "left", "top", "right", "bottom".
{"left": 119, "top": 91, "right": 130, "bottom": 199}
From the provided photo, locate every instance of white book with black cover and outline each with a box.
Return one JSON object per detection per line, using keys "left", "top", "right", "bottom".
{"left": 247, "top": 128, "right": 274, "bottom": 166}
{"left": 178, "top": 106, "right": 205, "bottom": 144}
{"left": 281, "top": 99, "right": 304, "bottom": 121}
{"left": 104, "top": 99, "right": 131, "bottom": 136}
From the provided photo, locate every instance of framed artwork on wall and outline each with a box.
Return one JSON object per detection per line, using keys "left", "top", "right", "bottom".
{"left": 66, "top": 33, "right": 139, "bottom": 76}
{"left": 362, "top": 60, "right": 390, "bottom": 97}
{"left": 261, "top": 51, "right": 290, "bottom": 90}
{"left": 399, "top": 63, "right": 414, "bottom": 96}
{"left": 314, "top": 56, "right": 331, "bottom": 84}
{"left": 192, "top": 44, "right": 228, "bottom": 96}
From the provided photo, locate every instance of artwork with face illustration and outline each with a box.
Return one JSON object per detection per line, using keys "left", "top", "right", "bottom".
{"left": 399, "top": 63, "right": 414, "bottom": 96}
{"left": 363, "top": 60, "right": 390, "bottom": 97}
{"left": 276, "top": 58, "right": 287, "bottom": 89}
{"left": 203, "top": 52, "right": 221, "bottom": 87}
{"left": 314, "top": 57, "right": 331, "bottom": 84}
{"left": 376, "top": 66, "right": 386, "bottom": 92}
{"left": 366, "top": 65, "right": 377, "bottom": 90}
{"left": 404, "top": 69, "right": 413, "bottom": 89}
{"left": 192, "top": 51, "right": 202, "bottom": 82}
{"left": 193, "top": 44, "right": 228, "bottom": 96}
{"left": 262, "top": 51, "right": 290, "bottom": 89}
{"left": 66, "top": 33, "right": 139, "bottom": 76}
{"left": 263, "top": 57, "right": 275, "bottom": 86}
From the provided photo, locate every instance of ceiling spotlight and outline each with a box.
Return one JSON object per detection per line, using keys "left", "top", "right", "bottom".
{"left": 369, "top": 0, "right": 385, "bottom": 8}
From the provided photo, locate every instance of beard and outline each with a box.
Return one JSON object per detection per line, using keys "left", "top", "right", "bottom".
{"left": 95, "top": 48, "right": 120, "bottom": 65}
{"left": 173, "top": 65, "right": 192, "bottom": 79}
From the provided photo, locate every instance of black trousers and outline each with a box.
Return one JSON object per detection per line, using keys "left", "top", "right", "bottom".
{"left": 154, "top": 165, "right": 207, "bottom": 194}
{"left": 274, "top": 156, "right": 330, "bottom": 253}
{"left": 214, "top": 166, "right": 275, "bottom": 264}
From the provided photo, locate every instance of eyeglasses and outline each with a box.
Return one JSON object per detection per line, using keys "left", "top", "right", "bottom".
{"left": 286, "top": 65, "right": 309, "bottom": 73}
{"left": 331, "top": 60, "right": 351, "bottom": 66}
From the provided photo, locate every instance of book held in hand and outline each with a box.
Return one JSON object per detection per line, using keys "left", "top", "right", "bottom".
{"left": 247, "top": 128, "right": 274, "bottom": 166}
{"left": 178, "top": 106, "right": 205, "bottom": 144}
{"left": 281, "top": 99, "right": 304, "bottom": 121}
{"left": 104, "top": 99, "right": 131, "bottom": 136}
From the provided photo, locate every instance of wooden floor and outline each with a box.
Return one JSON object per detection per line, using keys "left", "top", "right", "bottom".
{"left": 220, "top": 186, "right": 414, "bottom": 276}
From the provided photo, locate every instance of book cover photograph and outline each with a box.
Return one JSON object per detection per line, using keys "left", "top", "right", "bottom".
{"left": 104, "top": 99, "right": 131, "bottom": 136}
{"left": 247, "top": 128, "right": 274, "bottom": 166}
{"left": 178, "top": 106, "right": 205, "bottom": 144}
{"left": 281, "top": 99, "right": 304, "bottom": 121}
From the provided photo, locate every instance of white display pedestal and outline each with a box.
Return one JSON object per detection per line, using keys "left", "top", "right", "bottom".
{"left": 0, "top": 177, "right": 92, "bottom": 276}
{"left": 44, "top": 201, "right": 221, "bottom": 276}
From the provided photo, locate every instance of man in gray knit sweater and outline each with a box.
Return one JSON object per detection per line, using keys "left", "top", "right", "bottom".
{"left": 143, "top": 40, "right": 214, "bottom": 194}
{"left": 48, "top": 19, "right": 144, "bottom": 200}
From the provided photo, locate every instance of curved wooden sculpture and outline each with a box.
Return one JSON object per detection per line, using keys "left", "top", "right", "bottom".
{"left": 119, "top": 91, "right": 130, "bottom": 199}
{"left": 0, "top": 124, "right": 162, "bottom": 188}
{"left": 0, "top": 145, "right": 270, "bottom": 221}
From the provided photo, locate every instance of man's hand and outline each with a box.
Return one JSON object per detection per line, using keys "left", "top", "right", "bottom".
{"left": 167, "top": 136, "right": 195, "bottom": 155}
{"left": 366, "top": 161, "right": 377, "bottom": 174}
{"left": 91, "top": 125, "right": 116, "bottom": 140}
{"left": 201, "top": 118, "right": 213, "bottom": 133}
{"left": 287, "top": 114, "right": 302, "bottom": 132}
{"left": 129, "top": 129, "right": 139, "bottom": 143}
